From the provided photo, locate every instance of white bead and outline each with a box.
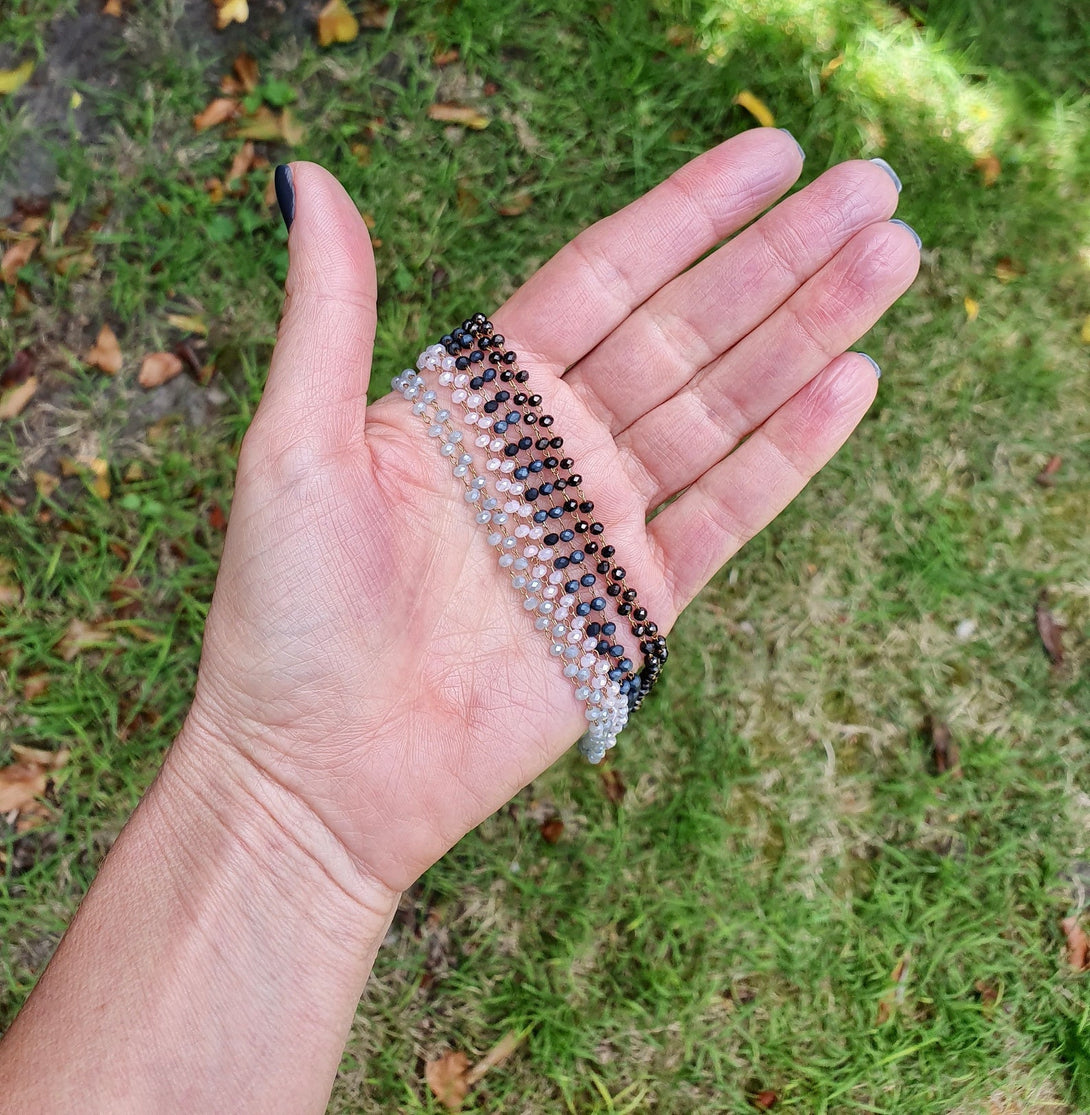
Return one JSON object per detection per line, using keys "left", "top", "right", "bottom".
{"left": 531, "top": 565, "right": 547, "bottom": 578}
{"left": 463, "top": 411, "right": 480, "bottom": 424}
{"left": 453, "top": 464, "right": 468, "bottom": 477}
{"left": 499, "top": 553, "right": 515, "bottom": 567}
{"left": 517, "top": 504, "right": 533, "bottom": 517}
{"left": 575, "top": 686, "right": 591, "bottom": 701}
{"left": 476, "top": 511, "right": 492, "bottom": 524}
{"left": 500, "top": 460, "right": 516, "bottom": 473}
{"left": 412, "top": 401, "right": 427, "bottom": 415}
{"left": 535, "top": 616, "right": 550, "bottom": 630}
{"left": 496, "top": 478, "right": 510, "bottom": 492}
{"left": 512, "top": 575, "right": 527, "bottom": 589}
{"left": 427, "top": 425, "right": 443, "bottom": 438}
{"left": 576, "top": 668, "right": 590, "bottom": 682}
{"left": 513, "top": 557, "right": 528, "bottom": 570}
{"left": 551, "top": 643, "right": 566, "bottom": 657}
{"left": 563, "top": 646, "right": 579, "bottom": 660}
{"left": 522, "top": 597, "right": 538, "bottom": 611}
{"left": 459, "top": 453, "right": 472, "bottom": 465}
{"left": 552, "top": 623, "right": 566, "bottom": 638}
{"left": 423, "top": 390, "right": 437, "bottom": 403}
{"left": 448, "top": 430, "right": 463, "bottom": 442}
{"left": 504, "top": 500, "right": 519, "bottom": 513}
{"left": 559, "top": 594, "right": 575, "bottom": 608}
{"left": 490, "top": 439, "right": 504, "bottom": 452}
{"left": 538, "top": 601, "right": 554, "bottom": 614}
{"left": 493, "top": 512, "right": 508, "bottom": 525}
{"left": 548, "top": 571, "right": 564, "bottom": 585}
{"left": 582, "top": 638, "right": 597, "bottom": 651}
{"left": 571, "top": 616, "right": 586, "bottom": 629}
{"left": 538, "top": 549, "right": 553, "bottom": 561}
{"left": 508, "top": 482, "right": 524, "bottom": 495}
{"left": 471, "top": 476, "right": 487, "bottom": 489}
{"left": 454, "top": 373, "right": 469, "bottom": 388}
{"left": 451, "top": 389, "right": 468, "bottom": 403}
{"left": 580, "top": 654, "right": 595, "bottom": 667}
{"left": 486, "top": 458, "right": 501, "bottom": 471}
{"left": 524, "top": 545, "right": 539, "bottom": 557}
{"left": 440, "top": 443, "right": 456, "bottom": 456}
{"left": 503, "top": 537, "right": 517, "bottom": 550}
{"left": 467, "top": 394, "right": 482, "bottom": 408}
{"left": 528, "top": 578, "right": 543, "bottom": 592}
{"left": 563, "top": 663, "right": 579, "bottom": 678}
{"left": 567, "top": 630, "right": 582, "bottom": 644}
{"left": 529, "top": 527, "right": 544, "bottom": 540}
{"left": 438, "top": 371, "right": 454, "bottom": 386}
{"left": 488, "top": 532, "right": 502, "bottom": 546}
{"left": 475, "top": 434, "right": 490, "bottom": 448}
{"left": 515, "top": 524, "right": 531, "bottom": 538}
{"left": 482, "top": 497, "right": 498, "bottom": 510}
{"left": 463, "top": 489, "right": 480, "bottom": 502}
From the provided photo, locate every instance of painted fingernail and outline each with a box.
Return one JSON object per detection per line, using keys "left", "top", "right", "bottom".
{"left": 778, "top": 128, "right": 805, "bottom": 160}
{"left": 889, "top": 218, "right": 922, "bottom": 250}
{"left": 858, "top": 353, "right": 882, "bottom": 379}
{"left": 274, "top": 164, "right": 295, "bottom": 231}
{"left": 870, "top": 157, "right": 902, "bottom": 192}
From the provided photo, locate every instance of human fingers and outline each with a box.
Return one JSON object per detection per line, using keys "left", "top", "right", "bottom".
{"left": 647, "top": 351, "right": 881, "bottom": 613}
{"left": 248, "top": 162, "right": 378, "bottom": 458}
{"left": 493, "top": 128, "right": 804, "bottom": 369}
{"left": 562, "top": 158, "right": 901, "bottom": 432}
{"left": 617, "top": 218, "right": 921, "bottom": 508}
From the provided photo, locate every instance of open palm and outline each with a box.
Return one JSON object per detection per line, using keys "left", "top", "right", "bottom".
{"left": 185, "top": 129, "right": 919, "bottom": 892}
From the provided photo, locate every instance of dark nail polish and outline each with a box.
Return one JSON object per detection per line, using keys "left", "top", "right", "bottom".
{"left": 274, "top": 164, "right": 295, "bottom": 231}
{"left": 889, "top": 218, "right": 922, "bottom": 250}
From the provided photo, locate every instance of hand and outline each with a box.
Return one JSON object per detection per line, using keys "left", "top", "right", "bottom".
{"left": 181, "top": 129, "right": 919, "bottom": 894}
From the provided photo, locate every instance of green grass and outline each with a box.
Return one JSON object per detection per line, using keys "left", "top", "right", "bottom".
{"left": 2, "top": 0, "right": 1089, "bottom": 1110}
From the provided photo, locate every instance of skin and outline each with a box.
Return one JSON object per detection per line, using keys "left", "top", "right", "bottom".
{"left": 0, "top": 130, "right": 919, "bottom": 1112}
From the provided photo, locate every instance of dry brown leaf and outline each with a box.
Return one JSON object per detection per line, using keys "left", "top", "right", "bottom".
{"left": 233, "top": 51, "right": 259, "bottom": 91}
{"left": 102, "top": 0, "right": 123, "bottom": 15}
{"left": 227, "top": 140, "right": 256, "bottom": 183}
{"left": 58, "top": 618, "right": 112, "bottom": 661}
{"left": 193, "top": 97, "right": 239, "bottom": 131}
{"left": 278, "top": 108, "right": 305, "bottom": 146}
{"left": 23, "top": 673, "right": 50, "bottom": 700}
{"left": 875, "top": 953, "right": 909, "bottom": 1025}
{"left": 11, "top": 745, "right": 68, "bottom": 770}
{"left": 1035, "top": 591, "right": 1064, "bottom": 668}
{"left": 1, "top": 348, "right": 34, "bottom": 388}
{"left": 138, "top": 351, "right": 184, "bottom": 389}
{"left": 925, "top": 715, "right": 960, "bottom": 777}
{"left": 233, "top": 105, "right": 286, "bottom": 142}
{"left": 539, "top": 817, "right": 564, "bottom": 844}
{"left": 88, "top": 457, "right": 110, "bottom": 499}
{"left": 733, "top": 90, "right": 775, "bottom": 127}
{"left": 752, "top": 1091, "right": 779, "bottom": 1111}
{"left": 425, "top": 1050, "right": 470, "bottom": 1111}
{"left": 1061, "top": 917, "right": 1089, "bottom": 971}
{"left": 497, "top": 192, "right": 533, "bottom": 217}
{"left": 205, "top": 176, "right": 225, "bottom": 204}
{"left": 33, "top": 471, "right": 59, "bottom": 498}
{"left": 994, "top": 257, "right": 1023, "bottom": 283}
{"left": 0, "top": 376, "right": 38, "bottom": 420}
{"left": 0, "top": 60, "right": 34, "bottom": 96}
{"left": 2, "top": 238, "right": 37, "bottom": 284}
{"left": 317, "top": 0, "right": 359, "bottom": 46}
{"left": 974, "top": 153, "right": 1001, "bottom": 187}
{"left": 427, "top": 102, "right": 490, "bottom": 129}
{"left": 1035, "top": 454, "right": 1062, "bottom": 488}
{"left": 464, "top": 1031, "right": 525, "bottom": 1086}
{"left": 85, "top": 323, "right": 123, "bottom": 375}
{"left": 0, "top": 762, "right": 47, "bottom": 813}
{"left": 433, "top": 47, "right": 459, "bottom": 66}
{"left": 599, "top": 766, "right": 626, "bottom": 804}
{"left": 214, "top": 0, "right": 249, "bottom": 29}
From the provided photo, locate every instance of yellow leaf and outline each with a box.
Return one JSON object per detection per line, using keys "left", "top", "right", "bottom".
{"left": 1080, "top": 315, "right": 1090, "bottom": 344}
{"left": 0, "top": 60, "right": 34, "bottom": 96}
{"left": 427, "top": 102, "right": 490, "bottom": 129}
{"left": 33, "top": 470, "right": 60, "bottom": 498}
{"left": 733, "top": 90, "right": 775, "bottom": 128}
{"left": 85, "top": 323, "right": 123, "bottom": 375}
{"left": 821, "top": 53, "right": 845, "bottom": 79}
{"left": 317, "top": 0, "right": 359, "bottom": 46}
{"left": 102, "top": 0, "right": 123, "bottom": 14}
{"left": 0, "top": 376, "right": 37, "bottom": 420}
{"left": 166, "top": 313, "right": 208, "bottom": 336}
{"left": 139, "top": 352, "right": 184, "bottom": 388}
{"left": 70, "top": 91, "right": 83, "bottom": 109}
{"left": 215, "top": 0, "right": 249, "bottom": 29}
{"left": 964, "top": 297, "right": 979, "bottom": 323}
{"left": 88, "top": 457, "right": 110, "bottom": 499}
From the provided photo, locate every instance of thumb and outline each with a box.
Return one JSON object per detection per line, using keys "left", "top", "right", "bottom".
{"left": 256, "top": 161, "right": 378, "bottom": 448}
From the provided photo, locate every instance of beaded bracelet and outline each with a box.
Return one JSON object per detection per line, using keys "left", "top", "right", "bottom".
{"left": 394, "top": 313, "right": 668, "bottom": 761}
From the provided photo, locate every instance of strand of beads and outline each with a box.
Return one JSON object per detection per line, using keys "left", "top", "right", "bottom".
{"left": 393, "top": 360, "right": 628, "bottom": 760}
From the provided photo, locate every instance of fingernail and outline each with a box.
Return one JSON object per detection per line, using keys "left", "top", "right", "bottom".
{"left": 889, "top": 218, "right": 922, "bottom": 250}
{"left": 778, "top": 128, "right": 805, "bottom": 160}
{"left": 858, "top": 353, "right": 882, "bottom": 379}
{"left": 274, "top": 164, "right": 295, "bottom": 231}
{"left": 870, "top": 157, "right": 902, "bottom": 192}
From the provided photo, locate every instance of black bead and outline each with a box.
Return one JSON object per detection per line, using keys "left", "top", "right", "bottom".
{"left": 563, "top": 499, "right": 578, "bottom": 512}
{"left": 494, "top": 421, "right": 508, "bottom": 434}
{"left": 503, "top": 351, "right": 517, "bottom": 364}
{"left": 533, "top": 510, "right": 548, "bottom": 522}
{"left": 609, "top": 644, "right": 624, "bottom": 657}
{"left": 602, "top": 622, "right": 616, "bottom": 636}
{"left": 647, "top": 623, "right": 658, "bottom": 636}
{"left": 559, "top": 528, "right": 574, "bottom": 541}
{"left": 500, "top": 369, "right": 513, "bottom": 380}
{"left": 587, "top": 622, "right": 601, "bottom": 636}
{"left": 580, "top": 573, "right": 596, "bottom": 587}
{"left": 515, "top": 370, "right": 529, "bottom": 382}
{"left": 544, "top": 456, "right": 559, "bottom": 469}
{"left": 602, "top": 545, "right": 615, "bottom": 558}
{"left": 591, "top": 597, "right": 606, "bottom": 611}
{"left": 633, "top": 606, "right": 647, "bottom": 620}
{"left": 472, "top": 312, "right": 487, "bottom": 324}
{"left": 470, "top": 375, "right": 484, "bottom": 389}
{"left": 611, "top": 567, "right": 626, "bottom": 581}
{"left": 483, "top": 368, "right": 496, "bottom": 382}
{"left": 560, "top": 458, "right": 574, "bottom": 470}
{"left": 536, "top": 438, "right": 550, "bottom": 451}
{"left": 548, "top": 506, "right": 564, "bottom": 518}
{"left": 596, "top": 639, "right": 611, "bottom": 654}
{"left": 576, "top": 602, "right": 592, "bottom": 616}
{"left": 492, "top": 334, "right": 504, "bottom": 347}
{"left": 622, "top": 589, "right": 637, "bottom": 602}
{"left": 489, "top": 352, "right": 503, "bottom": 364}
{"left": 568, "top": 474, "right": 582, "bottom": 486}
{"left": 529, "top": 394, "right": 542, "bottom": 406}
{"left": 574, "top": 521, "right": 588, "bottom": 533}
{"left": 579, "top": 501, "right": 594, "bottom": 513}
{"left": 439, "top": 334, "right": 453, "bottom": 345}
{"left": 455, "top": 356, "right": 470, "bottom": 370}
{"left": 590, "top": 523, "right": 604, "bottom": 535}
{"left": 597, "top": 561, "right": 610, "bottom": 574}
{"left": 525, "top": 487, "right": 539, "bottom": 500}
{"left": 549, "top": 436, "right": 563, "bottom": 449}
{"left": 570, "top": 549, "right": 584, "bottom": 563}
{"left": 619, "top": 658, "right": 633, "bottom": 672}
{"left": 481, "top": 319, "right": 492, "bottom": 331}
{"left": 483, "top": 400, "right": 499, "bottom": 413}
{"left": 554, "top": 479, "right": 567, "bottom": 490}
{"left": 541, "top": 482, "right": 554, "bottom": 495}
{"left": 446, "top": 343, "right": 460, "bottom": 356}
{"left": 518, "top": 436, "right": 533, "bottom": 450}
{"left": 565, "top": 580, "right": 579, "bottom": 593}
{"left": 514, "top": 393, "right": 527, "bottom": 405}
{"left": 495, "top": 390, "right": 509, "bottom": 402}
{"left": 544, "top": 532, "right": 559, "bottom": 545}
{"left": 506, "top": 412, "right": 520, "bottom": 424}
{"left": 460, "top": 336, "right": 474, "bottom": 350}
{"left": 524, "top": 413, "right": 537, "bottom": 425}
{"left": 633, "top": 624, "right": 646, "bottom": 637}
{"left": 540, "top": 415, "right": 553, "bottom": 427}
{"left": 529, "top": 460, "right": 544, "bottom": 473}
{"left": 469, "top": 350, "right": 484, "bottom": 363}
{"left": 514, "top": 466, "right": 529, "bottom": 480}
{"left": 606, "top": 584, "right": 622, "bottom": 597}
{"left": 609, "top": 668, "right": 624, "bottom": 682}
{"left": 504, "top": 444, "right": 519, "bottom": 456}
{"left": 554, "top": 556, "right": 570, "bottom": 568}
{"left": 618, "top": 603, "right": 632, "bottom": 615}
{"left": 584, "top": 541, "right": 599, "bottom": 554}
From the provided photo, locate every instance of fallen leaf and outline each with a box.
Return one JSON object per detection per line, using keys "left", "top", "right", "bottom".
{"left": 733, "top": 89, "right": 775, "bottom": 127}
{"left": 1061, "top": 916, "right": 1089, "bottom": 972}
{"left": 166, "top": 313, "right": 208, "bottom": 336}
{"left": 964, "top": 296, "right": 979, "bottom": 322}
{"left": 0, "top": 60, "right": 35, "bottom": 96}
{"left": 278, "top": 107, "right": 305, "bottom": 146}
{"left": 974, "top": 978, "right": 999, "bottom": 1006}
{"left": 1081, "top": 315, "right": 1090, "bottom": 345}
{"left": 57, "top": 617, "right": 112, "bottom": 660}
{"left": 317, "top": 0, "right": 359, "bottom": 46}
{"left": 599, "top": 766, "right": 626, "bottom": 804}
{"left": 974, "top": 153, "right": 1001, "bottom": 187}
{"left": 23, "top": 673, "right": 50, "bottom": 700}
{"left": 205, "top": 176, "right": 225, "bottom": 204}
{"left": 994, "top": 257, "right": 1024, "bottom": 283}
{"left": 11, "top": 745, "right": 68, "bottom": 770}
{"left": 752, "top": 1091, "right": 779, "bottom": 1111}
{"left": 1, "top": 349, "right": 35, "bottom": 388}
{"left": 214, "top": 0, "right": 249, "bottom": 29}
{"left": 821, "top": 53, "right": 845, "bottom": 78}
{"left": 2, "top": 238, "right": 37, "bottom": 284}
{"left": 0, "top": 581, "right": 21, "bottom": 606}
{"left": 1035, "top": 454, "right": 1062, "bottom": 487}
{"left": 233, "top": 51, "right": 259, "bottom": 91}
{"left": 924, "top": 715, "right": 960, "bottom": 778}
{"left": 109, "top": 575, "right": 142, "bottom": 619}
{"left": 875, "top": 952, "right": 909, "bottom": 1025}
{"left": 85, "top": 323, "right": 123, "bottom": 375}
{"left": 497, "top": 192, "right": 533, "bottom": 217}
{"left": 425, "top": 1050, "right": 470, "bottom": 1111}
{"left": 193, "top": 97, "right": 239, "bottom": 131}
{"left": 464, "top": 1030, "right": 525, "bottom": 1086}
{"left": 427, "top": 102, "right": 490, "bottom": 129}
{"left": 138, "top": 352, "right": 184, "bottom": 388}
{"left": 1035, "top": 591, "right": 1064, "bottom": 668}
{"left": 433, "top": 47, "right": 459, "bottom": 66}
{"left": 103, "top": 0, "right": 122, "bottom": 14}
{"left": 33, "top": 470, "right": 60, "bottom": 498}
{"left": 234, "top": 105, "right": 301, "bottom": 143}
{"left": 0, "top": 762, "right": 46, "bottom": 813}
{"left": 226, "top": 139, "right": 256, "bottom": 183}
{"left": 0, "top": 376, "right": 38, "bottom": 420}
{"left": 539, "top": 817, "right": 564, "bottom": 844}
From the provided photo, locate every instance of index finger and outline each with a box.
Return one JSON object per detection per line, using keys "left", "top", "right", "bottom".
{"left": 493, "top": 127, "right": 805, "bottom": 370}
